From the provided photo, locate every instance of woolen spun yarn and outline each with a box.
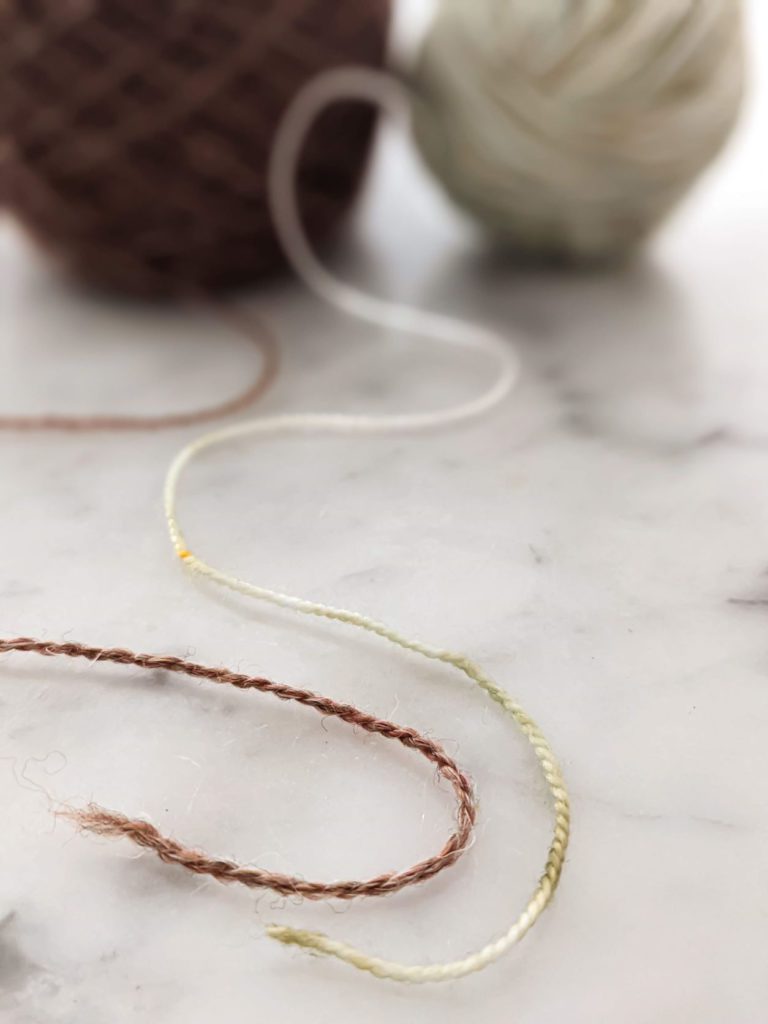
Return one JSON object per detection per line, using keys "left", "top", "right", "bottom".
{"left": 410, "top": 0, "right": 745, "bottom": 261}
{"left": 0, "top": 0, "right": 390, "bottom": 296}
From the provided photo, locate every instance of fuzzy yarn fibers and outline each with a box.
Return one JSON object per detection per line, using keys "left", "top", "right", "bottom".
{"left": 0, "top": 0, "right": 390, "bottom": 297}
{"left": 410, "top": 0, "right": 745, "bottom": 261}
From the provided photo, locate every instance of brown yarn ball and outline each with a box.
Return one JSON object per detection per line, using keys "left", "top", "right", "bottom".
{"left": 1, "top": 0, "right": 391, "bottom": 297}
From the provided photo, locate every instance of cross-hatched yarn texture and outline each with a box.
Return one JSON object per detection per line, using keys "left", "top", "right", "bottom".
{"left": 0, "top": 0, "right": 390, "bottom": 296}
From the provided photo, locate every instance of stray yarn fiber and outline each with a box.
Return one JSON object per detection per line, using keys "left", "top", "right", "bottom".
{"left": 0, "top": 637, "right": 475, "bottom": 900}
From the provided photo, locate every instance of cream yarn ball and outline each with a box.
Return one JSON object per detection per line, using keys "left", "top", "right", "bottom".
{"left": 410, "top": 0, "right": 746, "bottom": 261}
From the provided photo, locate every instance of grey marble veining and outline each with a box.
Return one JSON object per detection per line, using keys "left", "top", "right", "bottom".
{"left": 1, "top": 6, "right": 768, "bottom": 1022}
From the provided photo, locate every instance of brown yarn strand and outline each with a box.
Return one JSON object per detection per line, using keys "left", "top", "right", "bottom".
{"left": 0, "top": 637, "right": 476, "bottom": 900}
{"left": 0, "top": 302, "right": 279, "bottom": 432}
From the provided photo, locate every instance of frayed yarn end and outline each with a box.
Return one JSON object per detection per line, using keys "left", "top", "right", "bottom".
{"left": 267, "top": 924, "right": 328, "bottom": 954}
{"left": 57, "top": 803, "right": 139, "bottom": 838}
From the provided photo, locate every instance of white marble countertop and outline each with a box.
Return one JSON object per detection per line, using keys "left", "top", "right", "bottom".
{"left": 2, "top": 7, "right": 767, "bottom": 1022}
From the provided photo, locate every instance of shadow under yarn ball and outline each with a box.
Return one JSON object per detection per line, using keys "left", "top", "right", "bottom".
{"left": 1, "top": 0, "right": 391, "bottom": 297}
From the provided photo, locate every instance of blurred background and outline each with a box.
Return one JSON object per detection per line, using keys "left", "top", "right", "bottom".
{"left": 1, "top": 2, "right": 768, "bottom": 1023}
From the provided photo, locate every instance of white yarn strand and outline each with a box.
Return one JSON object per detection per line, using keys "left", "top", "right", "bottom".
{"left": 164, "top": 67, "right": 569, "bottom": 983}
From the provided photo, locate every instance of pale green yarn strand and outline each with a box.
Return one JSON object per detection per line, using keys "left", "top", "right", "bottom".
{"left": 163, "top": 67, "right": 570, "bottom": 983}
{"left": 163, "top": 543, "right": 570, "bottom": 984}
{"left": 264, "top": 642, "right": 570, "bottom": 982}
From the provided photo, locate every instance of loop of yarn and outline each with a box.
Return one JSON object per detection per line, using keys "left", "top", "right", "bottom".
{"left": 0, "top": 637, "right": 476, "bottom": 900}
{"left": 410, "top": 0, "right": 745, "bottom": 261}
{"left": 162, "top": 67, "right": 569, "bottom": 983}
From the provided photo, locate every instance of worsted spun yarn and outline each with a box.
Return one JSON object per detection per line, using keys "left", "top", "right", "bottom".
{"left": 411, "top": 0, "right": 745, "bottom": 261}
{"left": 0, "top": 0, "right": 390, "bottom": 296}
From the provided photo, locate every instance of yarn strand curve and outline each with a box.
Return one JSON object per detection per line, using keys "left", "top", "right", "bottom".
{"left": 0, "top": 299, "right": 278, "bottom": 431}
{"left": 164, "top": 67, "right": 570, "bottom": 982}
{"left": 0, "top": 637, "right": 475, "bottom": 900}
